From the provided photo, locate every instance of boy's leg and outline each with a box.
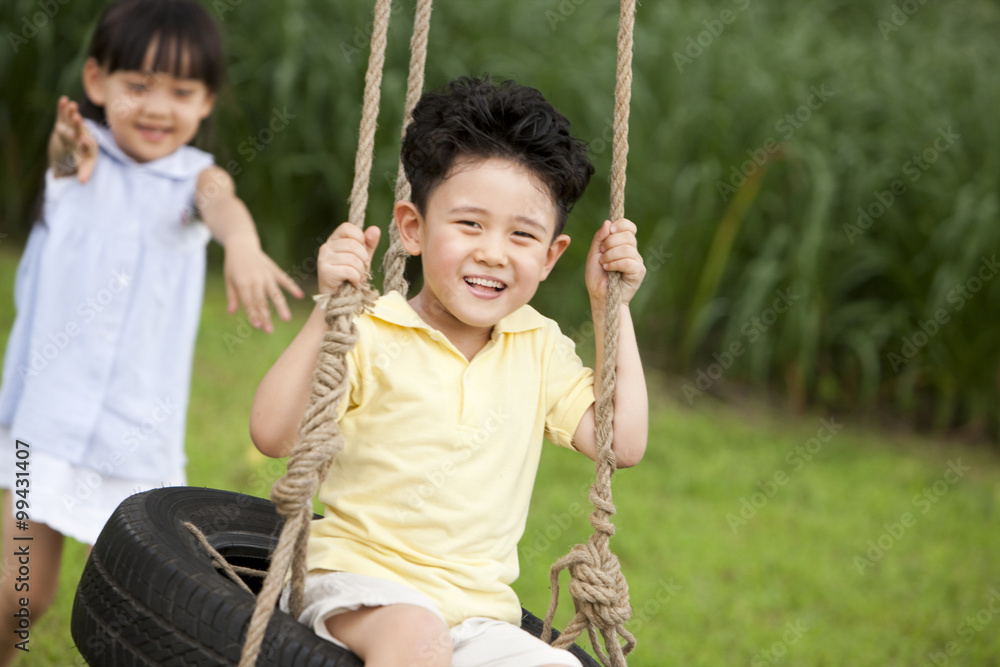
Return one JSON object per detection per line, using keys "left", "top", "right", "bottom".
{"left": 325, "top": 603, "right": 452, "bottom": 667}
{"left": 0, "top": 489, "right": 66, "bottom": 667}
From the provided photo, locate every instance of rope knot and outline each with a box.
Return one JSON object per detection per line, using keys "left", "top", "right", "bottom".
{"left": 543, "top": 535, "right": 636, "bottom": 666}
{"left": 564, "top": 541, "right": 632, "bottom": 628}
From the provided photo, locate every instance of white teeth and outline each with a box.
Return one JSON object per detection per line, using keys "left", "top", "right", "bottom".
{"left": 466, "top": 277, "right": 505, "bottom": 289}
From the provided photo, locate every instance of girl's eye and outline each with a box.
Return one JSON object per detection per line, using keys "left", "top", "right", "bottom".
{"left": 174, "top": 89, "right": 194, "bottom": 98}
{"left": 128, "top": 83, "right": 147, "bottom": 93}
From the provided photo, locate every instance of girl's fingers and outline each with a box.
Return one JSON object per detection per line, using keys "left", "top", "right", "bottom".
{"left": 269, "top": 287, "right": 291, "bottom": 322}
{"left": 275, "top": 269, "right": 304, "bottom": 299}
{"left": 226, "top": 279, "right": 238, "bottom": 315}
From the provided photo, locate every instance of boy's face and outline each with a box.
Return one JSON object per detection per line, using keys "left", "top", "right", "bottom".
{"left": 396, "top": 156, "right": 570, "bottom": 342}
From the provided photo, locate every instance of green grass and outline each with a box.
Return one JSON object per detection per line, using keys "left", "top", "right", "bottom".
{"left": 2, "top": 246, "right": 1000, "bottom": 665}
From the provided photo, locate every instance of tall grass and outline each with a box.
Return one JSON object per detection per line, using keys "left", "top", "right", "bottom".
{"left": 1, "top": 0, "right": 998, "bottom": 437}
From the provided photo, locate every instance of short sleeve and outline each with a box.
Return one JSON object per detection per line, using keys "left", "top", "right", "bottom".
{"left": 335, "top": 314, "right": 372, "bottom": 421}
{"left": 543, "top": 328, "right": 595, "bottom": 449}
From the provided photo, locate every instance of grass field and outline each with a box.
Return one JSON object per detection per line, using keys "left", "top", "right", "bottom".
{"left": 2, "top": 247, "right": 999, "bottom": 666}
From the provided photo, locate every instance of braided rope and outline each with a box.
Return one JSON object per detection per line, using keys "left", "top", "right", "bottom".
{"left": 237, "top": 1, "right": 637, "bottom": 664}
{"left": 382, "top": 0, "right": 433, "bottom": 296}
{"left": 541, "top": 1, "right": 637, "bottom": 665}
{"left": 236, "top": 1, "right": 392, "bottom": 664}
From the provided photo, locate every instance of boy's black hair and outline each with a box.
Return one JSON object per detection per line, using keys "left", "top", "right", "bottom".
{"left": 80, "top": 0, "right": 224, "bottom": 125}
{"left": 401, "top": 77, "right": 594, "bottom": 236}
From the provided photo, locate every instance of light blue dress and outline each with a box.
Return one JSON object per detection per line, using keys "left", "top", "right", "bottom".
{"left": 0, "top": 120, "right": 213, "bottom": 542}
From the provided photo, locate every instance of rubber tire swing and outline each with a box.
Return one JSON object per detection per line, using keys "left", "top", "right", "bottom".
{"left": 70, "top": 486, "right": 600, "bottom": 666}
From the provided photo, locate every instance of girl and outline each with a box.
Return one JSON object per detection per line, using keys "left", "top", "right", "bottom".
{"left": 0, "top": 0, "right": 303, "bottom": 661}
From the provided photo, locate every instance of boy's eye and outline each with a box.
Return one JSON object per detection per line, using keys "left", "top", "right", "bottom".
{"left": 513, "top": 230, "right": 538, "bottom": 240}
{"left": 458, "top": 220, "right": 480, "bottom": 228}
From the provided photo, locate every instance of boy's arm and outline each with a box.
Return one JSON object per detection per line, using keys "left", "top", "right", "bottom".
{"left": 571, "top": 219, "right": 649, "bottom": 468}
{"left": 196, "top": 167, "right": 304, "bottom": 333}
{"left": 249, "top": 223, "right": 381, "bottom": 458}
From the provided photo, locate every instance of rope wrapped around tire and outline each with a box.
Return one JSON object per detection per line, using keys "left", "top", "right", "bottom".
{"left": 71, "top": 487, "right": 600, "bottom": 666}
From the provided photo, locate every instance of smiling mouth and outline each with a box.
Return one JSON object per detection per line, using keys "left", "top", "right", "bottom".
{"left": 465, "top": 276, "right": 507, "bottom": 292}
{"left": 138, "top": 126, "right": 171, "bottom": 141}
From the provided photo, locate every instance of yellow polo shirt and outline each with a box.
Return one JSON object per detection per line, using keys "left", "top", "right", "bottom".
{"left": 307, "top": 291, "right": 595, "bottom": 626}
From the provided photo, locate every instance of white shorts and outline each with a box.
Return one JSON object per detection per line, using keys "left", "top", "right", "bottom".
{"left": 279, "top": 571, "right": 583, "bottom": 667}
{"left": 0, "top": 426, "right": 186, "bottom": 545}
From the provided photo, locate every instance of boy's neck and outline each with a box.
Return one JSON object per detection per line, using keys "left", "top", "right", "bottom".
{"left": 408, "top": 292, "right": 493, "bottom": 361}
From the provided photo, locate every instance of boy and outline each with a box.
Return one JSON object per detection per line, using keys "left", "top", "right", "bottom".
{"left": 250, "top": 77, "right": 647, "bottom": 667}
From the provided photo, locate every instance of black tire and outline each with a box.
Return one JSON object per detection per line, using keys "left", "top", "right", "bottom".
{"left": 72, "top": 487, "right": 599, "bottom": 666}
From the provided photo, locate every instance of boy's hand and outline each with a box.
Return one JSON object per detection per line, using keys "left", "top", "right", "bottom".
{"left": 50, "top": 96, "right": 97, "bottom": 183}
{"left": 585, "top": 218, "right": 646, "bottom": 308}
{"left": 223, "top": 238, "right": 304, "bottom": 333}
{"left": 317, "top": 223, "right": 381, "bottom": 295}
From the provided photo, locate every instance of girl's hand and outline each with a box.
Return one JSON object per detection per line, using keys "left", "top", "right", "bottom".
{"left": 223, "top": 238, "right": 304, "bottom": 333}
{"left": 317, "top": 223, "right": 381, "bottom": 295}
{"left": 50, "top": 96, "right": 97, "bottom": 183}
{"left": 585, "top": 218, "right": 646, "bottom": 309}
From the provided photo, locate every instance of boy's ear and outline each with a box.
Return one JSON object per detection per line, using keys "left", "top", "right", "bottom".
{"left": 541, "top": 233, "right": 571, "bottom": 280}
{"left": 394, "top": 200, "right": 423, "bottom": 256}
{"left": 82, "top": 58, "right": 106, "bottom": 107}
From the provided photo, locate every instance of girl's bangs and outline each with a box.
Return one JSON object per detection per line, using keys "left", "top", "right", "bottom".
{"left": 93, "top": 0, "right": 223, "bottom": 90}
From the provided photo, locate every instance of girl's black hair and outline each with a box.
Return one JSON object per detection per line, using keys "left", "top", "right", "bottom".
{"left": 401, "top": 76, "right": 594, "bottom": 236}
{"left": 79, "top": 0, "right": 224, "bottom": 126}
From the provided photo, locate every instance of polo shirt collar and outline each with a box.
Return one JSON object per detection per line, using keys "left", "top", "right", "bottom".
{"left": 372, "top": 290, "right": 547, "bottom": 335}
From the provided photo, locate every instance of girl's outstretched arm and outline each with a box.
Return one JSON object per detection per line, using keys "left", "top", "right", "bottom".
{"left": 572, "top": 218, "right": 649, "bottom": 468}
{"left": 196, "top": 166, "right": 304, "bottom": 332}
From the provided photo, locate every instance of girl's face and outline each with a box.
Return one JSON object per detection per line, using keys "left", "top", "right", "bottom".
{"left": 82, "top": 44, "right": 215, "bottom": 164}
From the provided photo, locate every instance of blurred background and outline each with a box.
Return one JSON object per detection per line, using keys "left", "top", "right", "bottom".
{"left": 2, "top": 1, "right": 1000, "bottom": 665}
{"left": 3, "top": 0, "right": 998, "bottom": 439}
